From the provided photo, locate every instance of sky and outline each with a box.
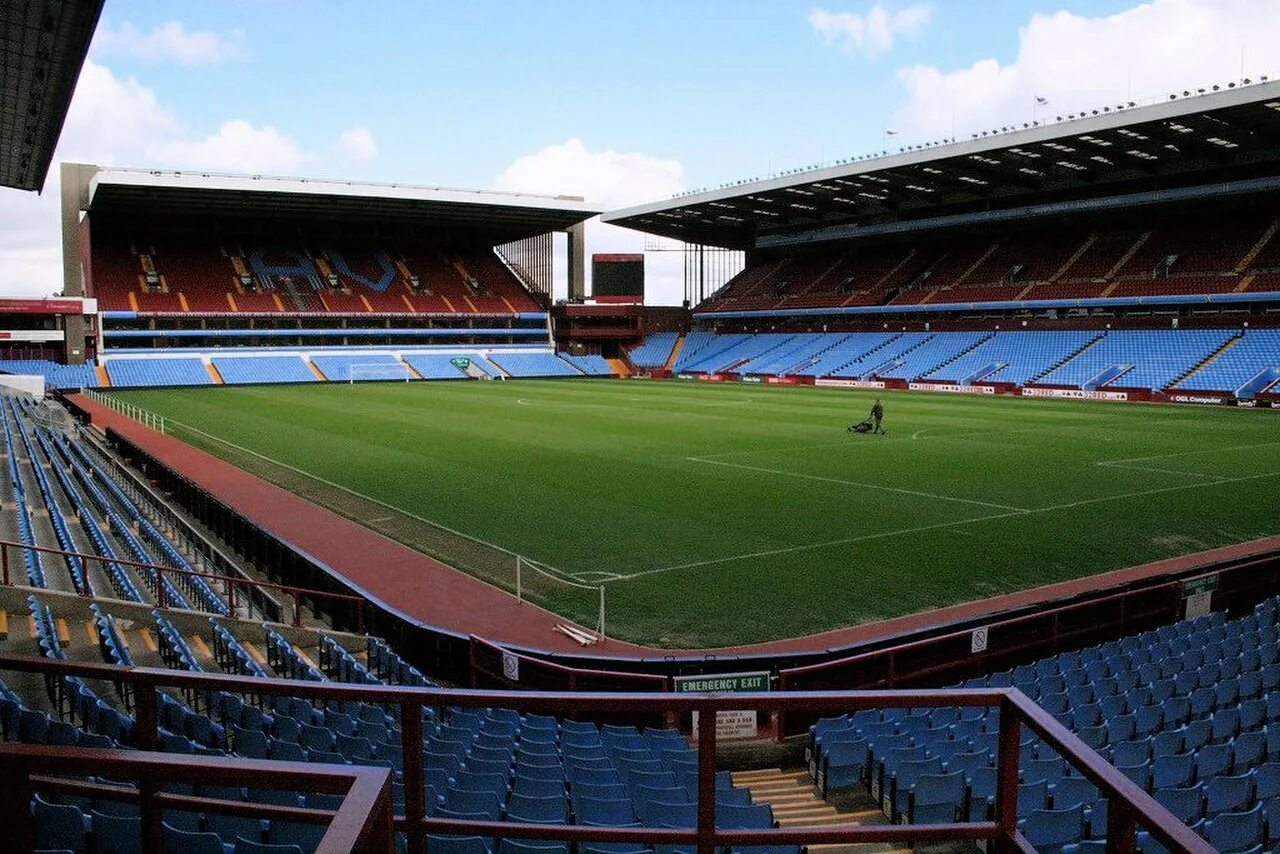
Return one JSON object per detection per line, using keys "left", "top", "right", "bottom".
{"left": 2, "top": 0, "right": 1279, "bottom": 303}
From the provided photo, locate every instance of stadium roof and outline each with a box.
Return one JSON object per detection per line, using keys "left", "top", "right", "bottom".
{"left": 0, "top": 0, "right": 103, "bottom": 191}
{"left": 85, "top": 168, "right": 600, "bottom": 243}
{"left": 604, "top": 79, "right": 1280, "bottom": 250}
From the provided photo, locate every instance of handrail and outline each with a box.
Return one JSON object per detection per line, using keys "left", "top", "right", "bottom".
{"left": 0, "top": 744, "right": 391, "bottom": 854}
{"left": 0, "top": 653, "right": 1210, "bottom": 854}
{"left": 0, "top": 538, "right": 367, "bottom": 633}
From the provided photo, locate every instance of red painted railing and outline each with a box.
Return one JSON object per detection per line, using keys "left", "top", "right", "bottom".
{"left": 0, "top": 743, "right": 392, "bottom": 853}
{"left": 0, "top": 538, "right": 368, "bottom": 633}
{"left": 0, "top": 653, "right": 1210, "bottom": 854}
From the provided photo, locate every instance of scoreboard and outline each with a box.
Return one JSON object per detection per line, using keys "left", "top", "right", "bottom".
{"left": 591, "top": 254, "right": 644, "bottom": 303}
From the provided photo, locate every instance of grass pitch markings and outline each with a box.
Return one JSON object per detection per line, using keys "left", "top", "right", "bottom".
{"left": 614, "top": 466, "right": 1280, "bottom": 582}
{"left": 106, "top": 381, "right": 1280, "bottom": 646}
{"left": 684, "top": 456, "right": 1032, "bottom": 512}
{"left": 162, "top": 417, "right": 588, "bottom": 586}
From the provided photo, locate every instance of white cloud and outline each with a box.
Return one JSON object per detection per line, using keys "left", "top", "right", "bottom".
{"left": 94, "top": 20, "right": 247, "bottom": 65}
{"left": 0, "top": 62, "right": 323, "bottom": 297}
{"left": 892, "top": 0, "right": 1280, "bottom": 139}
{"left": 809, "top": 4, "right": 932, "bottom": 57}
{"left": 333, "top": 126, "right": 378, "bottom": 163}
{"left": 149, "top": 120, "right": 307, "bottom": 174}
{"left": 492, "top": 139, "right": 687, "bottom": 305}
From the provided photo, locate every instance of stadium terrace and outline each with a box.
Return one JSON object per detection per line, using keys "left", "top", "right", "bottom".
{"left": 0, "top": 4, "right": 1278, "bottom": 853}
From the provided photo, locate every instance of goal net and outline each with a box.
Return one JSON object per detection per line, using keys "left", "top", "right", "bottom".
{"left": 347, "top": 362, "right": 414, "bottom": 384}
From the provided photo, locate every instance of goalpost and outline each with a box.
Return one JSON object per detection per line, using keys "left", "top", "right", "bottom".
{"left": 346, "top": 363, "right": 413, "bottom": 384}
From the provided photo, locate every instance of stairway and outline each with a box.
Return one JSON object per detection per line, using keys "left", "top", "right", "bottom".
{"left": 663, "top": 335, "right": 686, "bottom": 371}
{"left": 1170, "top": 334, "right": 1242, "bottom": 389}
{"left": 1103, "top": 231, "right": 1152, "bottom": 283}
{"left": 204, "top": 362, "right": 225, "bottom": 385}
{"left": 1050, "top": 233, "right": 1098, "bottom": 282}
{"left": 1028, "top": 333, "right": 1105, "bottom": 385}
{"left": 606, "top": 358, "right": 631, "bottom": 377}
{"left": 730, "top": 769, "right": 903, "bottom": 854}
{"left": 280, "top": 278, "right": 312, "bottom": 311}
{"left": 952, "top": 242, "right": 999, "bottom": 288}
{"left": 1235, "top": 218, "right": 1280, "bottom": 273}
{"left": 95, "top": 363, "right": 112, "bottom": 388}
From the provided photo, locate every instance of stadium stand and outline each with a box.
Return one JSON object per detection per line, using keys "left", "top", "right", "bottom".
{"left": 100, "top": 358, "right": 213, "bottom": 389}
{"left": 558, "top": 354, "right": 615, "bottom": 376}
{"left": 1036, "top": 329, "right": 1237, "bottom": 392}
{"left": 211, "top": 355, "right": 319, "bottom": 385}
{"left": 0, "top": 360, "right": 99, "bottom": 390}
{"left": 922, "top": 331, "right": 1100, "bottom": 386}
{"left": 642, "top": 327, "right": 1280, "bottom": 396}
{"left": 308, "top": 353, "right": 408, "bottom": 383}
{"left": 875, "top": 332, "right": 992, "bottom": 381}
{"left": 688, "top": 212, "right": 1280, "bottom": 315}
{"left": 809, "top": 597, "right": 1280, "bottom": 850}
{"left": 626, "top": 332, "right": 680, "bottom": 368}
{"left": 790, "top": 332, "right": 898, "bottom": 378}
{"left": 488, "top": 353, "right": 583, "bottom": 378}
{"left": 90, "top": 230, "right": 542, "bottom": 317}
{"left": 401, "top": 354, "right": 471, "bottom": 380}
{"left": 1176, "top": 329, "right": 1280, "bottom": 397}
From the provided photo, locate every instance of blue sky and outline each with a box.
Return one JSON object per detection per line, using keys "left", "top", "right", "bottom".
{"left": 88, "top": 0, "right": 1142, "bottom": 189}
{"left": 2, "top": 0, "right": 1278, "bottom": 301}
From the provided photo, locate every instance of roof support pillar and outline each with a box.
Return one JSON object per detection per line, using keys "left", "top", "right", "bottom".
{"left": 567, "top": 221, "right": 586, "bottom": 301}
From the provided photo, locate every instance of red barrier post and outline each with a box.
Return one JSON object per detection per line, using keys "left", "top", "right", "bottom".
{"left": 994, "top": 696, "right": 1022, "bottom": 852}
{"left": 400, "top": 701, "right": 425, "bottom": 853}
{"left": 1107, "top": 799, "right": 1139, "bottom": 854}
{"left": 155, "top": 566, "right": 166, "bottom": 609}
{"left": 695, "top": 702, "right": 717, "bottom": 854}
{"left": 135, "top": 687, "right": 162, "bottom": 853}
{"left": 1, "top": 543, "right": 9, "bottom": 586}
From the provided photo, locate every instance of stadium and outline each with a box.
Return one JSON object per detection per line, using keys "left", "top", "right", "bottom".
{"left": 0, "top": 2, "right": 1279, "bottom": 853}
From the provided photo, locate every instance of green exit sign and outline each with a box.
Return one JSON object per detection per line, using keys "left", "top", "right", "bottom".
{"left": 673, "top": 672, "right": 770, "bottom": 694}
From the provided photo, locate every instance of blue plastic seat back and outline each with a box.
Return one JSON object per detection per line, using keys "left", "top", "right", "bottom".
{"left": 33, "top": 796, "right": 87, "bottom": 853}
{"left": 1153, "top": 785, "right": 1203, "bottom": 825}
{"left": 506, "top": 793, "right": 567, "bottom": 824}
{"left": 427, "top": 835, "right": 494, "bottom": 854}
{"left": 162, "top": 822, "right": 226, "bottom": 854}
{"left": 1206, "top": 804, "right": 1264, "bottom": 853}
{"left": 1205, "top": 774, "right": 1254, "bottom": 816}
{"left": 574, "top": 797, "right": 637, "bottom": 827}
{"left": 1022, "top": 805, "right": 1084, "bottom": 851}
{"left": 716, "top": 803, "right": 773, "bottom": 829}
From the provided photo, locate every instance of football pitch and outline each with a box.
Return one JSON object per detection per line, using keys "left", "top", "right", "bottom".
{"left": 107, "top": 380, "right": 1280, "bottom": 648}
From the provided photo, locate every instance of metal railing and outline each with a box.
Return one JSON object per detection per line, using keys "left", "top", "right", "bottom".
{"left": 0, "top": 653, "right": 1211, "bottom": 854}
{"left": 0, "top": 743, "right": 391, "bottom": 854}
{"left": 0, "top": 538, "right": 368, "bottom": 633}
{"left": 83, "top": 387, "right": 165, "bottom": 433}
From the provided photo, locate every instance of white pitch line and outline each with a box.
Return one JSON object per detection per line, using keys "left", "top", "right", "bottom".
{"left": 1097, "top": 462, "right": 1227, "bottom": 481}
{"left": 684, "top": 456, "right": 1031, "bottom": 512}
{"left": 1098, "top": 440, "right": 1280, "bottom": 467}
{"left": 609, "top": 467, "right": 1280, "bottom": 582}
{"left": 684, "top": 423, "right": 1068, "bottom": 462}
{"left": 164, "top": 418, "right": 586, "bottom": 584}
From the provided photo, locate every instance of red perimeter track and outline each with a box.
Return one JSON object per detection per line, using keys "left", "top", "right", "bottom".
{"left": 72, "top": 393, "right": 1280, "bottom": 660}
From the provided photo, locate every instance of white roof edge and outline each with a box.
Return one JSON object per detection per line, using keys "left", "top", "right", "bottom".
{"left": 87, "top": 167, "right": 600, "bottom": 214}
{"left": 602, "top": 78, "right": 1280, "bottom": 222}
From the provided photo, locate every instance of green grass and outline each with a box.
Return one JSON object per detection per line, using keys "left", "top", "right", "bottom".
{"left": 108, "top": 380, "right": 1280, "bottom": 648}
